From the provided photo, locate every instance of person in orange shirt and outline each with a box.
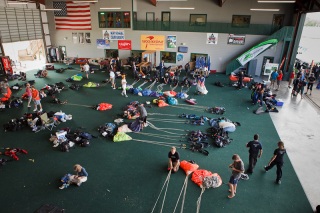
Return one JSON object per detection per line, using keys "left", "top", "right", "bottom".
{"left": 31, "top": 85, "right": 43, "bottom": 112}
{"left": 276, "top": 70, "right": 283, "bottom": 91}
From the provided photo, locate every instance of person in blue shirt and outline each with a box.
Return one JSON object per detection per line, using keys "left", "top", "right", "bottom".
{"left": 59, "top": 164, "right": 88, "bottom": 189}
{"left": 270, "top": 70, "right": 279, "bottom": 89}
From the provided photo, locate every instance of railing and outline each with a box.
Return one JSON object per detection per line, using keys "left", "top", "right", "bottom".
{"left": 133, "top": 21, "right": 287, "bottom": 35}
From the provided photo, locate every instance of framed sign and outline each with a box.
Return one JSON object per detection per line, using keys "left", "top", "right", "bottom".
{"left": 228, "top": 34, "right": 245, "bottom": 45}
{"left": 232, "top": 15, "right": 251, "bottom": 28}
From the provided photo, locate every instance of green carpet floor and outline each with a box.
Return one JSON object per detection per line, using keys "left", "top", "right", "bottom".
{"left": 0, "top": 64, "right": 312, "bottom": 213}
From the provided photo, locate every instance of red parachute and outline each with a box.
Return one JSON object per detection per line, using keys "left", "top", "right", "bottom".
{"left": 180, "top": 160, "right": 199, "bottom": 175}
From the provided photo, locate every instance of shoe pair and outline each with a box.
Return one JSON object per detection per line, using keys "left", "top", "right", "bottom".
{"left": 264, "top": 166, "right": 268, "bottom": 172}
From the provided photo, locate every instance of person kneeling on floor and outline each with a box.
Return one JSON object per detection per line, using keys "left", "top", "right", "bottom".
{"left": 168, "top": 146, "right": 180, "bottom": 173}
{"left": 59, "top": 164, "right": 88, "bottom": 189}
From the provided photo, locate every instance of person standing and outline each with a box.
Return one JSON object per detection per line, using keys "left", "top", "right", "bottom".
{"left": 137, "top": 103, "right": 147, "bottom": 128}
{"left": 168, "top": 146, "right": 180, "bottom": 173}
{"left": 83, "top": 63, "right": 90, "bottom": 79}
{"left": 228, "top": 154, "right": 244, "bottom": 199}
{"left": 246, "top": 134, "right": 263, "bottom": 174}
{"left": 159, "top": 59, "right": 165, "bottom": 79}
{"left": 237, "top": 71, "right": 244, "bottom": 90}
{"left": 121, "top": 75, "right": 128, "bottom": 98}
{"left": 275, "top": 70, "right": 283, "bottom": 91}
{"left": 31, "top": 85, "right": 43, "bottom": 112}
{"left": 264, "top": 141, "right": 286, "bottom": 185}
{"left": 305, "top": 73, "right": 316, "bottom": 95}
{"left": 288, "top": 71, "right": 295, "bottom": 88}
{"left": 115, "top": 57, "right": 122, "bottom": 73}
{"left": 132, "top": 61, "right": 138, "bottom": 79}
{"left": 25, "top": 83, "right": 32, "bottom": 108}
{"left": 270, "top": 70, "right": 279, "bottom": 89}
{"left": 109, "top": 69, "right": 116, "bottom": 89}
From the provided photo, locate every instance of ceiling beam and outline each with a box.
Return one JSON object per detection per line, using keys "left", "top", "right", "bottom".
{"left": 218, "top": 0, "right": 226, "bottom": 7}
{"left": 150, "top": 0, "right": 157, "bottom": 6}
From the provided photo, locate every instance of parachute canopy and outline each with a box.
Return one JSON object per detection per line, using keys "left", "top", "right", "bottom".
{"left": 191, "top": 169, "right": 222, "bottom": 188}
{"left": 113, "top": 132, "right": 132, "bottom": 142}
{"left": 180, "top": 160, "right": 199, "bottom": 175}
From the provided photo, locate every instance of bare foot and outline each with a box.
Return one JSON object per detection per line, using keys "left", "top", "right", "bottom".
{"left": 228, "top": 194, "right": 235, "bottom": 199}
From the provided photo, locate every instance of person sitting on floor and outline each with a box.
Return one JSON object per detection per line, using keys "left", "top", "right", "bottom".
{"left": 59, "top": 164, "right": 88, "bottom": 189}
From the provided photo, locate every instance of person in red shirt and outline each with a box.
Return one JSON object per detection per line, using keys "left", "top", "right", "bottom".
{"left": 276, "top": 70, "right": 283, "bottom": 91}
{"left": 31, "top": 85, "right": 43, "bottom": 112}
{"left": 288, "top": 71, "right": 295, "bottom": 88}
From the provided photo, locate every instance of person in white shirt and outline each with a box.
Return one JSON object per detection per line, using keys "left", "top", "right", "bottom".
{"left": 109, "top": 70, "right": 116, "bottom": 89}
{"left": 83, "top": 63, "right": 90, "bottom": 79}
{"left": 121, "top": 75, "right": 128, "bottom": 97}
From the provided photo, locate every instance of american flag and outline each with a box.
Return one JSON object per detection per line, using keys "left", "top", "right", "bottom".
{"left": 53, "top": 1, "right": 91, "bottom": 30}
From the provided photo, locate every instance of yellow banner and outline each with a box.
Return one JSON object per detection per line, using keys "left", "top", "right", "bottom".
{"left": 141, "top": 35, "right": 165, "bottom": 50}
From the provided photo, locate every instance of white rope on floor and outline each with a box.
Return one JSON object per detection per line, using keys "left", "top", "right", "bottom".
{"left": 148, "top": 113, "right": 178, "bottom": 117}
{"left": 132, "top": 139, "right": 182, "bottom": 147}
{"left": 137, "top": 80, "right": 149, "bottom": 89}
{"left": 147, "top": 121, "right": 187, "bottom": 135}
{"left": 169, "top": 105, "right": 205, "bottom": 112}
{"left": 148, "top": 118, "right": 186, "bottom": 124}
{"left": 134, "top": 132, "right": 182, "bottom": 139}
{"left": 145, "top": 80, "right": 157, "bottom": 90}
{"left": 151, "top": 170, "right": 172, "bottom": 213}
{"left": 172, "top": 175, "right": 189, "bottom": 213}
{"left": 64, "top": 103, "right": 92, "bottom": 107}
{"left": 156, "top": 83, "right": 166, "bottom": 93}
{"left": 178, "top": 104, "right": 208, "bottom": 109}
{"left": 196, "top": 187, "right": 206, "bottom": 213}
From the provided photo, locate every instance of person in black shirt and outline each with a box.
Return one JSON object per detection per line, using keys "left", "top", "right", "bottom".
{"left": 264, "top": 141, "right": 286, "bottom": 184}
{"left": 305, "top": 73, "right": 316, "bottom": 95}
{"left": 246, "top": 134, "right": 263, "bottom": 174}
{"left": 237, "top": 71, "right": 244, "bottom": 90}
{"left": 168, "top": 146, "right": 180, "bottom": 172}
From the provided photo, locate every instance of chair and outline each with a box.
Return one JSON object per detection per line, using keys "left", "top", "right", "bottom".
{"left": 40, "top": 113, "right": 56, "bottom": 131}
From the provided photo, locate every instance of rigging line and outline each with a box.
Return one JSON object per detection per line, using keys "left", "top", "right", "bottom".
{"left": 151, "top": 170, "right": 171, "bottom": 213}
{"left": 147, "top": 121, "right": 187, "bottom": 134}
{"left": 132, "top": 139, "right": 181, "bottom": 146}
{"left": 64, "top": 103, "right": 92, "bottom": 107}
{"left": 134, "top": 132, "right": 182, "bottom": 138}
{"left": 178, "top": 104, "right": 208, "bottom": 109}
{"left": 133, "top": 134, "right": 179, "bottom": 141}
{"left": 160, "top": 169, "right": 171, "bottom": 213}
{"left": 196, "top": 187, "right": 206, "bottom": 213}
{"left": 148, "top": 113, "right": 178, "bottom": 117}
{"left": 173, "top": 176, "right": 188, "bottom": 213}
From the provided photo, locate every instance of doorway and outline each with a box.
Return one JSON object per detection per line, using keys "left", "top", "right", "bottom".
{"left": 146, "top": 12, "right": 155, "bottom": 29}
{"left": 161, "top": 12, "right": 170, "bottom": 29}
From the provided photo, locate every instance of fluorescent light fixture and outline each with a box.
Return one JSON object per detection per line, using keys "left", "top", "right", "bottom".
{"left": 258, "top": 1, "right": 295, "bottom": 3}
{"left": 158, "top": 0, "right": 188, "bottom": 1}
{"left": 7, "top": 1, "right": 28, "bottom": 4}
{"left": 250, "top": 8, "right": 280, "bottom": 11}
{"left": 169, "top": 7, "right": 195, "bottom": 10}
{"left": 100, "top": 7, "right": 121, "bottom": 10}
{"left": 41, "top": 9, "right": 62, "bottom": 11}
{"left": 73, "top": 1, "right": 98, "bottom": 2}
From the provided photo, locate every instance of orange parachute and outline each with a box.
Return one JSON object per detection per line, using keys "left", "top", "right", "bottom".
{"left": 98, "top": 103, "right": 112, "bottom": 111}
{"left": 229, "top": 74, "right": 251, "bottom": 83}
{"left": 180, "top": 160, "right": 199, "bottom": 175}
{"left": 158, "top": 100, "right": 169, "bottom": 107}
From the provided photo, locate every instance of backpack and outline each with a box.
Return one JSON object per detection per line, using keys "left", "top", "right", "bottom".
{"left": 80, "top": 140, "right": 90, "bottom": 147}
{"left": 80, "top": 132, "right": 93, "bottom": 140}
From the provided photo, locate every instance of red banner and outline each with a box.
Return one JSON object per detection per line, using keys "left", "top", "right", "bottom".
{"left": 118, "top": 40, "right": 132, "bottom": 50}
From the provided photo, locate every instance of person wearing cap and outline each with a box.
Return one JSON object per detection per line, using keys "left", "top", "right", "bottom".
{"left": 168, "top": 146, "right": 180, "bottom": 172}
{"left": 305, "top": 73, "right": 316, "bottom": 95}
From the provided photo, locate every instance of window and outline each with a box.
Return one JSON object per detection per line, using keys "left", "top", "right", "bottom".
{"left": 105, "top": 49, "right": 119, "bottom": 58}
{"left": 98, "top": 12, "right": 131, "bottom": 28}
{"left": 232, "top": 15, "right": 251, "bottom": 28}
{"left": 190, "top": 53, "right": 208, "bottom": 62}
{"left": 190, "top": 14, "right": 207, "bottom": 26}
{"left": 160, "top": 51, "right": 176, "bottom": 63}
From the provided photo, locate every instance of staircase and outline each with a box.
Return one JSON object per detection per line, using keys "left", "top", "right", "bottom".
{"left": 225, "top": 26, "right": 294, "bottom": 75}
{"left": 18, "top": 40, "right": 43, "bottom": 61}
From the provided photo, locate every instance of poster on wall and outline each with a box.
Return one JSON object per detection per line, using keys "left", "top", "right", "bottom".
{"left": 78, "top": 33, "right": 85, "bottom": 44}
{"left": 72, "top": 32, "right": 78, "bottom": 44}
{"left": 228, "top": 34, "right": 245, "bottom": 45}
{"left": 207, "top": 33, "right": 218, "bottom": 44}
{"left": 85, "top": 33, "right": 91, "bottom": 44}
{"left": 102, "top": 30, "right": 125, "bottom": 40}
{"left": 167, "top": 35, "right": 177, "bottom": 48}
{"left": 96, "top": 39, "right": 110, "bottom": 49}
{"left": 264, "top": 63, "right": 279, "bottom": 76}
{"left": 118, "top": 40, "right": 132, "bottom": 50}
{"left": 177, "top": 54, "right": 183, "bottom": 62}
{"left": 141, "top": 35, "right": 165, "bottom": 50}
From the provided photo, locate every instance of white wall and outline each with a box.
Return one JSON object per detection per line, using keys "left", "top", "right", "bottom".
{"left": 44, "top": 0, "right": 295, "bottom": 72}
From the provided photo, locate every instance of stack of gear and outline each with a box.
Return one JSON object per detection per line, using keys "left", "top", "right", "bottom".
{"left": 179, "top": 114, "right": 209, "bottom": 126}
{"left": 122, "top": 101, "right": 140, "bottom": 119}
{"left": 69, "top": 83, "right": 81, "bottom": 90}
{"left": 205, "top": 106, "right": 226, "bottom": 115}
{"left": 54, "top": 111, "right": 72, "bottom": 122}
{"left": 10, "top": 83, "right": 23, "bottom": 91}
{"left": 83, "top": 82, "right": 100, "bottom": 87}
{"left": 42, "top": 82, "right": 65, "bottom": 96}
{"left": 97, "top": 123, "right": 117, "bottom": 138}
{"left": 3, "top": 117, "right": 27, "bottom": 132}
{"left": 66, "top": 74, "right": 83, "bottom": 82}
{"left": 49, "top": 128, "right": 94, "bottom": 152}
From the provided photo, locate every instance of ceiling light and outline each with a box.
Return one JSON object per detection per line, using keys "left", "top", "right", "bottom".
{"left": 73, "top": 1, "right": 98, "bottom": 2}
{"left": 41, "top": 9, "right": 62, "bottom": 11}
{"left": 100, "top": 7, "right": 121, "bottom": 10}
{"left": 258, "top": 1, "right": 295, "bottom": 3}
{"left": 250, "top": 8, "right": 280, "bottom": 11}
{"left": 169, "top": 7, "right": 195, "bottom": 10}
{"left": 7, "top": 1, "right": 28, "bottom": 4}
{"left": 157, "top": 0, "right": 188, "bottom": 1}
